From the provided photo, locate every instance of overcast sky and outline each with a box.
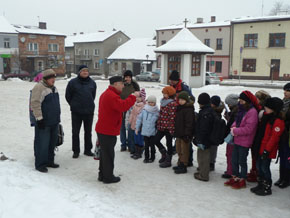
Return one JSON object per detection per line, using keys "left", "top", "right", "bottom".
{"left": 1, "top": 0, "right": 287, "bottom": 38}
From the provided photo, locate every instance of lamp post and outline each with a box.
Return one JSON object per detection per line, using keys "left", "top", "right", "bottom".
{"left": 146, "top": 54, "right": 149, "bottom": 71}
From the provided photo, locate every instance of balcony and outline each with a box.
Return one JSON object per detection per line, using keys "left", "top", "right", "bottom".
{"left": 79, "top": 55, "right": 92, "bottom": 60}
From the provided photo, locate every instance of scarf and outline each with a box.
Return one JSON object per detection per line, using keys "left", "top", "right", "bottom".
{"left": 144, "top": 104, "right": 159, "bottom": 114}
{"left": 160, "top": 98, "right": 174, "bottom": 107}
{"left": 235, "top": 103, "right": 248, "bottom": 127}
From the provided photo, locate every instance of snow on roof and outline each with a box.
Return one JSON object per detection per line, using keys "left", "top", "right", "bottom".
{"left": 65, "top": 31, "right": 122, "bottom": 47}
{"left": 154, "top": 28, "right": 215, "bottom": 54}
{"left": 13, "top": 24, "right": 65, "bottom": 36}
{"left": 0, "top": 16, "right": 17, "bottom": 34}
{"left": 231, "top": 15, "right": 290, "bottom": 23}
{"left": 157, "top": 20, "right": 231, "bottom": 31}
{"left": 108, "top": 38, "right": 156, "bottom": 61}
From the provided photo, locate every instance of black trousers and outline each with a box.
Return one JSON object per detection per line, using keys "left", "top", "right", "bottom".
{"left": 97, "top": 133, "right": 117, "bottom": 182}
{"left": 144, "top": 136, "right": 156, "bottom": 160}
{"left": 72, "top": 112, "right": 93, "bottom": 154}
{"left": 154, "top": 130, "right": 173, "bottom": 155}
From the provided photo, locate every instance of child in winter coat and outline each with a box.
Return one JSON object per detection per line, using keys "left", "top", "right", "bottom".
{"left": 275, "top": 83, "right": 290, "bottom": 189}
{"left": 155, "top": 86, "right": 177, "bottom": 168}
{"left": 172, "top": 91, "right": 195, "bottom": 174}
{"left": 127, "top": 88, "right": 146, "bottom": 159}
{"left": 209, "top": 95, "right": 225, "bottom": 171}
{"left": 225, "top": 91, "right": 259, "bottom": 189}
{"left": 250, "top": 97, "right": 284, "bottom": 196}
{"left": 247, "top": 90, "right": 271, "bottom": 183}
{"left": 193, "top": 93, "right": 215, "bottom": 182}
{"left": 135, "top": 95, "right": 159, "bottom": 163}
{"left": 222, "top": 94, "right": 239, "bottom": 179}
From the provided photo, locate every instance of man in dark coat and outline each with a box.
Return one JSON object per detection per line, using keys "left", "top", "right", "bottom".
{"left": 95, "top": 76, "right": 137, "bottom": 184}
{"left": 30, "top": 69, "right": 61, "bottom": 173}
{"left": 65, "top": 65, "right": 97, "bottom": 158}
{"left": 120, "top": 70, "right": 140, "bottom": 152}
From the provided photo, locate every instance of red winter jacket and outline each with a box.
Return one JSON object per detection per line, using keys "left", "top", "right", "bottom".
{"left": 259, "top": 118, "right": 285, "bottom": 159}
{"left": 157, "top": 98, "right": 177, "bottom": 135}
{"left": 95, "top": 86, "right": 136, "bottom": 136}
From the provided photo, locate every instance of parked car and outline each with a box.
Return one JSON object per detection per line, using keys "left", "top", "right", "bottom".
{"left": 3, "top": 70, "right": 30, "bottom": 80}
{"left": 205, "top": 72, "right": 221, "bottom": 85}
{"left": 136, "top": 71, "right": 160, "bottom": 82}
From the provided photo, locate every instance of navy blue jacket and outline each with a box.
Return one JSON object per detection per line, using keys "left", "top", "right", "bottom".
{"left": 65, "top": 75, "right": 97, "bottom": 115}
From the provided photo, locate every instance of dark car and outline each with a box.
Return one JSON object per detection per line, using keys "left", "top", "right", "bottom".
{"left": 3, "top": 70, "right": 31, "bottom": 80}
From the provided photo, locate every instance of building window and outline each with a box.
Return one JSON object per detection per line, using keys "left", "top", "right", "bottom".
{"left": 204, "top": 39, "right": 210, "bottom": 47}
{"left": 84, "top": 49, "right": 89, "bottom": 55}
{"left": 114, "top": 62, "right": 118, "bottom": 71}
{"left": 215, "top": 61, "right": 222, "bottom": 73}
{"left": 29, "top": 35, "right": 37, "bottom": 39}
{"left": 28, "top": 43, "right": 38, "bottom": 51}
{"left": 94, "top": 62, "right": 100, "bottom": 69}
{"left": 243, "top": 59, "right": 256, "bottom": 72}
{"left": 75, "top": 49, "right": 81, "bottom": 55}
{"left": 48, "top": 44, "right": 59, "bottom": 52}
{"left": 4, "top": 38, "right": 10, "bottom": 48}
{"left": 192, "top": 55, "right": 201, "bottom": 76}
{"left": 94, "top": 49, "right": 100, "bottom": 56}
{"left": 216, "top": 38, "right": 223, "bottom": 50}
{"left": 269, "top": 33, "right": 286, "bottom": 47}
{"left": 161, "top": 40, "right": 166, "bottom": 45}
{"left": 244, "top": 34, "right": 258, "bottom": 48}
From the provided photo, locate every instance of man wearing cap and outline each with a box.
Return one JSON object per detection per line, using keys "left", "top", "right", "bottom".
{"left": 169, "top": 70, "right": 194, "bottom": 99}
{"left": 95, "top": 76, "right": 138, "bottom": 184}
{"left": 30, "top": 69, "right": 61, "bottom": 173}
{"left": 120, "top": 70, "right": 140, "bottom": 152}
{"left": 65, "top": 65, "right": 97, "bottom": 158}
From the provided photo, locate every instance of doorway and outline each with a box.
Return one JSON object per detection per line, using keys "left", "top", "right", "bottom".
{"left": 167, "top": 54, "right": 181, "bottom": 83}
{"left": 270, "top": 59, "right": 280, "bottom": 80}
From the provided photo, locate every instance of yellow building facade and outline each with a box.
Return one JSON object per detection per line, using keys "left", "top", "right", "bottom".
{"left": 231, "top": 16, "right": 290, "bottom": 80}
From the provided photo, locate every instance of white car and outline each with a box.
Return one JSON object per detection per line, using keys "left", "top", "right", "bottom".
{"left": 206, "top": 72, "right": 221, "bottom": 85}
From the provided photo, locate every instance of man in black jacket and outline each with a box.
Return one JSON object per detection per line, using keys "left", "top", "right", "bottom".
{"left": 193, "top": 93, "right": 215, "bottom": 181}
{"left": 65, "top": 65, "right": 97, "bottom": 158}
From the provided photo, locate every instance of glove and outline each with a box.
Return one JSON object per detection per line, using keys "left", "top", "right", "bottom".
{"left": 261, "top": 150, "right": 269, "bottom": 160}
{"left": 183, "top": 136, "right": 191, "bottom": 143}
{"left": 197, "top": 144, "right": 205, "bottom": 150}
{"left": 37, "top": 119, "right": 45, "bottom": 129}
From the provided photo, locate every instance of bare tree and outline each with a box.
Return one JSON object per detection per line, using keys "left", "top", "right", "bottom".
{"left": 269, "top": 1, "right": 290, "bottom": 15}
{"left": 10, "top": 50, "right": 21, "bottom": 72}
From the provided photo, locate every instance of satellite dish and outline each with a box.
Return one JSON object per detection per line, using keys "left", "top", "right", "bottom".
{"left": 20, "top": 37, "right": 26, "bottom": 43}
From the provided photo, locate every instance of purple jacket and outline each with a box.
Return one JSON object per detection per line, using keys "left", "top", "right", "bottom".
{"left": 232, "top": 107, "right": 258, "bottom": 148}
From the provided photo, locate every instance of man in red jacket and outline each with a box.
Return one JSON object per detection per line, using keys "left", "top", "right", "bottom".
{"left": 95, "top": 76, "right": 137, "bottom": 184}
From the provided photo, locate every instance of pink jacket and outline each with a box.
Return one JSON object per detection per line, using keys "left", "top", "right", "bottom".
{"left": 129, "top": 102, "right": 145, "bottom": 130}
{"left": 232, "top": 107, "right": 258, "bottom": 148}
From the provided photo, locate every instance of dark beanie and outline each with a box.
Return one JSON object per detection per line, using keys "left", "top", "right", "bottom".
{"left": 123, "top": 70, "right": 133, "bottom": 78}
{"left": 78, "top": 65, "right": 88, "bottom": 73}
{"left": 178, "top": 91, "right": 189, "bottom": 102}
{"left": 210, "top": 95, "right": 221, "bottom": 107}
{"left": 169, "top": 70, "right": 180, "bottom": 81}
{"left": 284, "top": 83, "right": 290, "bottom": 91}
{"left": 264, "top": 97, "right": 284, "bottom": 113}
{"left": 109, "top": 76, "right": 123, "bottom": 85}
{"left": 198, "top": 93, "right": 210, "bottom": 105}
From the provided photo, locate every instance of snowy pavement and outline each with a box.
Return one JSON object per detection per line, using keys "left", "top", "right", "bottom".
{"left": 0, "top": 79, "right": 289, "bottom": 218}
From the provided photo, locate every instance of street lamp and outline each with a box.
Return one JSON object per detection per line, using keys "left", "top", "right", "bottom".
{"left": 146, "top": 54, "right": 149, "bottom": 72}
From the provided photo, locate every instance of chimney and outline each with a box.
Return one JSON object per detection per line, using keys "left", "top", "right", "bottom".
{"left": 98, "top": 30, "right": 105, "bottom": 32}
{"left": 39, "top": 22, "right": 47, "bottom": 29}
{"left": 80, "top": 32, "right": 84, "bottom": 34}
{"left": 196, "top": 18, "right": 203, "bottom": 24}
{"left": 211, "top": 16, "right": 216, "bottom": 22}
{"left": 73, "top": 33, "right": 77, "bottom": 36}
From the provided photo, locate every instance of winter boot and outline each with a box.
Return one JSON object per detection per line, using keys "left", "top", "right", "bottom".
{"left": 250, "top": 177, "right": 263, "bottom": 193}
{"left": 131, "top": 146, "right": 139, "bottom": 158}
{"left": 174, "top": 163, "right": 187, "bottom": 174}
{"left": 255, "top": 180, "right": 272, "bottom": 196}
{"left": 133, "top": 146, "right": 142, "bottom": 160}
{"left": 224, "top": 177, "right": 238, "bottom": 187}
{"left": 172, "top": 162, "right": 181, "bottom": 171}
{"left": 274, "top": 178, "right": 283, "bottom": 186}
{"left": 231, "top": 179, "right": 246, "bottom": 189}
{"left": 210, "top": 163, "right": 215, "bottom": 171}
{"left": 159, "top": 154, "right": 172, "bottom": 168}
{"left": 222, "top": 171, "right": 232, "bottom": 179}
{"left": 158, "top": 149, "right": 167, "bottom": 163}
{"left": 247, "top": 169, "right": 258, "bottom": 183}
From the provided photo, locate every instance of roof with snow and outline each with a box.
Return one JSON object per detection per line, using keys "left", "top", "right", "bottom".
{"left": 108, "top": 38, "right": 156, "bottom": 61}
{"left": 231, "top": 15, "right": 290, "bottom": 24}
{"left": 0, "top": 16, "right": 17, "bottom": 34}
{"left": 154, "top": 28, "right": 215, "bottom": 54}
{"left": 157, "top": 20, "right": 231, "bottom": 31}
{"left": 13, "top": 24, "right": 65, "bottom": 36}
{"left": 65, "top": 30, "right": 126, "bottom": 47}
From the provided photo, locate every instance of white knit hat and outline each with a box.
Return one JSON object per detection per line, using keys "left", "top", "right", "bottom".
{"left": 147, "top": 95, "right": 156, "bottom": 103}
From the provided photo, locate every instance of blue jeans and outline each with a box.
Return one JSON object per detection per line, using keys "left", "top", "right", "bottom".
{"left": 232, "top": 144, "right": 249, "bottom": 179}
{"left": 256, "top": 156, "right": 272, "bottom": 184}
{"left": 34, "top": 124, "right": 58, "bottom": 169}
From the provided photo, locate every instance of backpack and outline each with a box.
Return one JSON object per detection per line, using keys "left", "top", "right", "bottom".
{"left": 57, "top": 124, "right": 64, "bottom": 147}
{"left": 209, "top": 113, "right": 227, "bottom": 145}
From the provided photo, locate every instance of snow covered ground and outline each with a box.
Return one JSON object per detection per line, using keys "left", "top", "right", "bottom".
{"left": 0, "top": 79, "right": 289, "bottom": 218}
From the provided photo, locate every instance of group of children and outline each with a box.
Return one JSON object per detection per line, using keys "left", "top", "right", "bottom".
{"left": 120, "top": 83, "right": 290, "bottom": 196}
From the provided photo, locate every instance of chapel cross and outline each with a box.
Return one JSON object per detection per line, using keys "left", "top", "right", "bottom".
{"left": 183, "top": 18, "right": 189, "bottom": 28}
